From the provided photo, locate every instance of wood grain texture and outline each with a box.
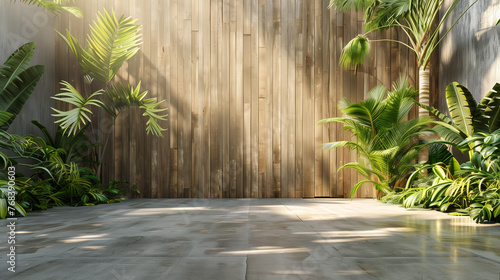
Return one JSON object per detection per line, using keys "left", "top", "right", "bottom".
{"left": 53, "top": 0, "right": 426, "bottom": 198}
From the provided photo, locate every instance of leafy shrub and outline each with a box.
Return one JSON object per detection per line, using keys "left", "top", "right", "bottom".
{"left": 389, "top": 129, "right": 500, "bottom": 223}
{"left": 319, "top": 77, "right": 436, "bottom": 197}
{"left": 78, "top": 167, "right": 102, "bottom": 188}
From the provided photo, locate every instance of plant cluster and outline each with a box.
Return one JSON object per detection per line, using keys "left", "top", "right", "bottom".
{"left": 319, "top": 78, "right": 436, "bottom": 198}
{"left": 325, "top": 0, "right": 499, "bottom": 223}
{"left": 1, "top": 5, "right": 164, "bottom": 218}
{"left": 382, "top": 83, "right": 500, "bottom": 223}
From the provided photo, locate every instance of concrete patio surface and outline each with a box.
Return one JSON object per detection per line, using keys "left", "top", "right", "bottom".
{"left": 1, "top": 198, "right": 500, "bottom": 280}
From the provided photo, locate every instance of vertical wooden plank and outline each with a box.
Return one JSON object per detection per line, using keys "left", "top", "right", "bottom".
{"left": 183, "top": 0, "right": 193, "bottom": 198}
{"left": 192, "top": 0, "right": 199, "bottom": 31}
{"left": 113, "top": 0, "right": 123, "bottom": 188}
{"left": 313, "top": 0, "right": 323, "bottom": 197}
{"left": 106, "top": 1, "right": 116, "bottom": 190}
{"left": 327, "top": 6, "right": 337, "bottom": 197}
{"left": 280, "top": 0, "right": 289, "bottom": 198}
{"left": 258, "top": 2, "right": 267, "bottom": 198}
{"left": 169, "top": 0, "right": 179, "bottom": 198}
{"left": 176, "top": 0, "right": 186, "bottom": 198}
{"left": 149, "top": 0, "right": 160, "bottom": 197}
{"left": 210, "top": 0, "right": 222, "bottom": 198}
{"left": 200, "top": 0, "right": 211, "bottom": 198}
{"left": 262, "top": 0, "right": 274, "bottom": 198}
{"left": 191, "top": 1, "right": 200, "bottom": 198}
{"left": 250, "top": 0, "right": 259, "bottom": 198}
{"left": 243, "top": 0, "right": 251, "bottom": 197}
{"left": 159, "top": 0, "right": 171, "bottom": 198}
{"left": 244, "top": 33, "right": 252, "bottom": 198}
{"left": 229, "top": 0, "right": 238, "bottom": 198}
{"left": 341, "top": 9, "right": 354, "bottom": 198}
{"left": 243, "top": 0, "right": 252, "bottom": 34}
{"left": 54, "top": 3, "right": 65, "bottom": 126}
{"left": 355, "top": 9, "right": 367, "bottom": 197}
{"left": 126, "top": 0, "right": 139, "bottom": 195}
{"left": 235, "top": 0, "right": 244, "bottom": 197}
{"left": 272, "top": 0, "right": 281, "bottom": 198}
{"left": 287, "top": 0, "right": 296, "bottom": 198}
{"left": 192, "top": 31, "right": 200, "bottom": 198}
{"left": 138, "top": 0, "right": 150, "bottom": 197}
{"left": 390, "top": 28, "right": 400, "bottom": 86}
{"left": 321, "top": 0, "right": 330, "bottom": 197}
{"left": 117, "top": 0, "right": 132, "bottom": 195}
{"left": 216, "top": 0, "right": 224, "bottom": 198}
{"left": 349, "top": 8, "right": 359, "bottom": 197}
{"left": 295, "top": 0, "right": 304, "bottom": 198}
{"left": 302, "top": 0, "right": 315, "bottom": 198}
{"left": 335, "top": 10, "right": 344, "bottom": 197}
{"left": 220, "top": 0, "right": 230, "bottom": 198}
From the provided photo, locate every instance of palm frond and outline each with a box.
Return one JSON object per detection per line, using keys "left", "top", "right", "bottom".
{"left": 339, "top": 35, "right": 371, "bottom": 72}
{"left": 379, "top": 77, "right": 417, "bottom": 126}
{"left": 338, "top": 162, "right": 372, "bottom": 178}
{"left": 56, "top": 9, "right": 142, "bottom": 83}
{"left": 316, "top": 117, "right": 347, "bottom": 125}
{"left": 102, "top": 82, "right": 167, "bottom": 137}
{"left": 51, "top": 81, "right": 103, "bottom": 135}
{"left": 477, "top": 83, "right": 500, "bottom": 133}
{"left": 12, "top": 0, "right": 82, "bottom": 18}
{"left": 366, "top": 0, "right": 411, "bottom": 30}
{"left": 322, "top": 141, "right": 361, "bottom": 151}
{"left": 328, "top": 0, "right": 373, "bottom": 11}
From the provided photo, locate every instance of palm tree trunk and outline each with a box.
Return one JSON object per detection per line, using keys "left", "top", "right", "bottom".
{"left": 418, "top": 66, "right": 430, "bottom": 164}
{"left": 418, "top": 66, "right": 430, "bottom": 116}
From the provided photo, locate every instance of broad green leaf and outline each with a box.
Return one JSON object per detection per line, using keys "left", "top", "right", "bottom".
{"left": 446, "top": 82, "right": 476, "bottom": 138}
{"left": 493, "top": 204, "right": 500, "bottom": 218}
{"left": 0, "top": 111, "right": 13, "bottom": 130}
{"left": 0, "top": 198, "right": 7, "bottom": 219}
{"left": 432, "top": 165, "right": 447, "bottom": 180}
{"left": 0, "top": 43, "right": 45, "bottom": 129}
{"left": 13, "top": 202, "right": 26, "bottom": 217}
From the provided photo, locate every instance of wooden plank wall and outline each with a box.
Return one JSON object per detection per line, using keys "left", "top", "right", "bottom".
{"left": 55, "top": 0, "right": 422, "bottom": 198}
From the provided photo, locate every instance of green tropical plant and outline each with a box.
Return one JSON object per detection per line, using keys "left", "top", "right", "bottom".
{"left": 328, "top": 0, "right": 478, "bottom": 119}
{"left": 402, "top": 161, "right": 467, "bottom": 211}
{"left": 56, "top": 10, "right": 141, "bottom": 84}
{"left": 53, "top": 9, "right": 167, "bottom": 177}
{"left": 12, "top": 0, "right": 82, "bottom": 18}
{"left": 319, "top": 77, "right": 437, "bottom": 198}
{"left": 420, "top": 82, "right": 500, "bottom": 159}
{"left": 469, "top": 190, "right": 500, "bottom": 223}
{"left": 31, "top": 120, "right": 98, "bottom": 165}
{"left": 0, "top": 42, "right": 45, "bottom": 130}
{"left": 0, "top": 179, "right": 27, "bottom": 219}
{"left": 78, "top": 167, "right": 102, "bottom": 188}
{"left": 387, "top": 128, "right": 500, "bottom": 223}
{"left": 51, "top": 81, "right": 104, "bottom": 136}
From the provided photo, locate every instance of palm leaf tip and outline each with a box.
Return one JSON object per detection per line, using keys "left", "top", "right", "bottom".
{"left": 328, "top": 0, "right": 371, "bottom": 11}
{"left": 339, "top": 35, "right": 370, "bottom": 73}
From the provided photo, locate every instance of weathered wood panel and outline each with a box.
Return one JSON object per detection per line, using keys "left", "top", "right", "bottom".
{"left": 54, "top": 0, "right": 425, "bottom": 198}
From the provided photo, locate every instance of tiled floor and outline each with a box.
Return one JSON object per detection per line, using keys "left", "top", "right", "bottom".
{"left": 1, "top": 198, "right": 499, "bottom": 279}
